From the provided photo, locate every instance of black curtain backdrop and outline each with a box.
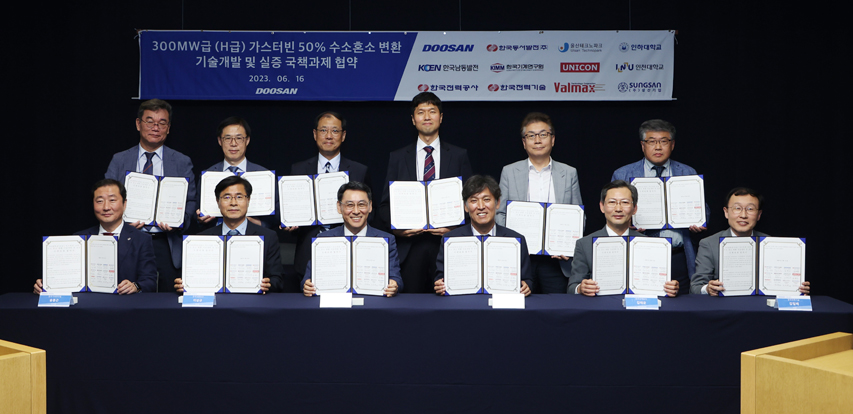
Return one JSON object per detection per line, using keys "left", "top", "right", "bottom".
{"left": 10, "top": 1, "right": 848, "bottom": 303}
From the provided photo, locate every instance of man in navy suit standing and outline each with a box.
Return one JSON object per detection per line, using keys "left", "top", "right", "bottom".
{"left": 302, "top": 181, "right": 402, "bottom": 297}
{"left": 286, "top": 111, "right": 372, "bottom": 288}
{"left": 380, "top": 92, "right": 473, "bottom": 293}
{"left": 34, "top": 179, "right": 157, "bottom": 294}
{"left": 105, "top": 99, "right": 196, "bottom": 292}
{"left": 197, "top": 116, "right": 276, "bottom": 229}
{"left": 610, "top": 119, "right": 707, "bottom": 295}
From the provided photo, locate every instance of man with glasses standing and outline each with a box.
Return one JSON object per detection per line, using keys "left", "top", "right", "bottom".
{"left": 287, "top": 112, "right": 372, "bottom": 289}
{"left": 568, "top": 180, "right": 680, "bottom": 296}
{"left": 495, "top": 112, "right": 582, "bottom": 294}
{"left": 105, "top": 99, "right": 197, "bottom": 293}
{"left": 610, "top": 119, "right": 707, "bottom": 295}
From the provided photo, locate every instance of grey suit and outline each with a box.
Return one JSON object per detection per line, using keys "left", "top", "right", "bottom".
{"left": 690, "top": 228, "right": 768, "bottom": 295}
{"left": 568, "top": 226, "right": 645, "bottom": 294}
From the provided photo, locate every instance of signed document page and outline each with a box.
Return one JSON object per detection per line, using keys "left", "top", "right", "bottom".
{"left": 182, "top": 235, "right": 224, "bottom": 294}
{"left": 315, "top": 172, "right": 349, "bottom": 225}
{"left": 483, "top": 237, "right": 521, "bottom": 294}
{"left": 666, "top": 175, "right": 706, "bottom": 228}
{"left": 87, "top": 235, "right": 118, "bottom": 293}
{"left": 427, "top": 177, "right": 465, "bottom": 229}
{"left": 42, "top": 235, "right": 87, "bottom": 292}
{"left": 123, "top": 172, "right": 159, "bottom": 224}
{"left": 628, "top": 237, "right": 670, "bottom": 296}
{"left": 719, "top": 237, "right": 756, "bottom": 296}
{"left": 278, "top": 175, "right": 316, "bottom": 227}
{"left": 226, "top": 235, "right": 264, "bottom": 293}
{"left": 544, "top": 203, "right": 584, "bottom": 257}
{"left": 505, "top": 201, "right": 544, "bottom": 255}
{"left": 389, "top": 181, "right": 428, "bottom": 230}
{"left": 631, "top": 177, "right": 666, "bottom": 230}
{"left": 199, "top": 171, "right": 233, "bottom": 218}
{"left": 156, "top": 177, "right": 188, "bottom": 228}
{"left": 243, "top": 171, "right": 276, "bottom": 216}
{"left": 759, "top": 237, "right": 806, "bottom": 296}
{"left": 311, "top": 237, "right": 352, "bottom": 293}
{"left": 591, "top": 237, "right": 627, "bottom": 296}
{"left": 352, "top": 237, "right": 389, "bottom": 296}
{"left": 443, "top": 236, "right": 482, "bottom": 295}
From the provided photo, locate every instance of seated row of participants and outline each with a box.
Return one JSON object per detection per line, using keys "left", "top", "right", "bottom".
{"left": 35, "top": 94, "right": 809, "bottom": 297}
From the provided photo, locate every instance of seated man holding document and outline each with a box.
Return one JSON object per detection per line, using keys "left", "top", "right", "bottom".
{"left": 174, "top": 175, "right": 283, "bottom": 293}
{"left": 34, "top": 179, "right": 157, "bottom": 294}
{"left": 302, "top": 181, "right": 403, "bottom": 297}
{"left": 690, "top": 187, "right": 810, "bottom": 296}
{"left": 568, "top": 180, "right": 680, "bottom": 296}
{"left": 434, "top": 175, "right": 533, "bottom": 296}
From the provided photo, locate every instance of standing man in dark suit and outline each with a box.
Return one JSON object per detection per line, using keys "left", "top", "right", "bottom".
{"left": 496, "top": 112, "right": 582, "bottom": 294}
{"left": 380, "top": 92, "right": 473, "bottom": 293}
{"left": 302, "top": 181, "right": 402, "bottom": 297}
{"left": 568, "top": 180, "right": 680, "bottom": 297}
{"left": 197, "top": 116, "right": 276, "bottom": 229}
{"left": 690, "top": 187, "right": 810, "bottom": 296}
{"left": 610, "top": 119, "right": 707, "bottom": 295}
{"left": 174, "top": 175, "right": 283, "bottom": 293}
{"left": 34, "top": 179, "right": 157, "bottom": 294}
{"left": 105, "top": 99, "right": 196, "bottom": 293}
{"left": 434, "top": 175, "right": 532, "bottom": 296}
{"left": 286, "top": 111, "right": 372, "bottom": 287}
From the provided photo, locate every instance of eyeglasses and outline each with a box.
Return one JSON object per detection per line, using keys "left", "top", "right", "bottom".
{"left": 604, "top": 199, "right": 634, "bottom": 208}
{"left": 728, "top": 205, "right": 758, "bottom": 215}
{"left": 316, "top": 128, "right": 343, "bottom": 136}
{"left": 220, "top": 194, "right": 249, "bottom": 203}
{"left": 140, "top": 119, "right": 170, "bottom": 129}
{"left": 523, "top": 131, "right": 553, "bottom": 141}
{"left": 221, "top": 135, "right": 247, "bottom": 144}
{"left": 341, "top": 201, "right": 369, "bottom": 211}
{"left": 642, "top": 138, "right": 672, "bottom": 147}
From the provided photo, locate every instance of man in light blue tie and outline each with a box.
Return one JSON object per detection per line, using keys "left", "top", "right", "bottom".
{"left": 610, "top": 119, "right": 708, "bottom": 295}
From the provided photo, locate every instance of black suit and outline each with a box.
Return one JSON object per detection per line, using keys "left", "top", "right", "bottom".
{"left": 435, "top": 225, "right": 533, "bottom": 291}
{"left": 379, "top": 141, "right": 473, "bottom": 293}
{"left": 199, "top": 222, "right": 285, "bottom": 293}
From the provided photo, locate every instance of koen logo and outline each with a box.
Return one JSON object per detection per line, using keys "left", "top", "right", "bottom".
{"left": 490, "top": 63, "right": 505, "bottom": 73}
{"left": 418, "top": 64, "right": 441, "bottom": 72}
{"left": 486, "top": 44, "right": 498, "bottom": 52}
{"left": 255, "top": 88, "right": 298, "bottom": 95}
{"left": 418, "top": 84, "right": 430, "bottom": 91}
{"left": 422, "top": 44, "right": 474, "bottom": 52}
{"left": 560, "top": 62, "right": 599, "bottom": 73}
{"left": 488, "top": 84, "right": 500, "bottom": 92}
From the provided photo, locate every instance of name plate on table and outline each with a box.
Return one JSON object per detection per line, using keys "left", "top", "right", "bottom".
{"left": 181, "top": 293, "right": 216, "bottom": 307}
{"left": 623, "top": 294, "right": 660, "bottom": 310}
{"left": 37, "top": 293, "right": 75, "bottom": 307}
{"left": 774, "top": 296, "right": 812, "bottom": 311}
{"left": 319, "top": 292, "right": 353, "bottom": 308}
{"left": 489, "top": 293, "right": 525, "bottom": 309}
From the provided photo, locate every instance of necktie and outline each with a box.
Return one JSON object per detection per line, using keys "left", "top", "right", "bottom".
{"left": 227, "top": 229, "right": 240, "bottom": 236}
{"left": 143, "top": 152, "right": 155, "bottom": 175}
{"left": 652, "top": 165, "right": 665, "bottom": 177}
{"left": 227, "top": 165, "right": 240, "bottom": 174}
{"left": 324, "top": 162, "right": 331, "bottom": 174}
{"left": 102, "top": 233, "right": 114, "bottom": 236}
{"left": 423, "top": 146, "right": 435, "bottom": 181}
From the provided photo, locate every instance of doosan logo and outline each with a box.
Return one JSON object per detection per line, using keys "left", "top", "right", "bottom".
{"left": 422, "top": 44, "right": 474, "bottom": 52}
{"left": 256, "top": 88, "right": 297, "bottom": 95}
{"left": 560, "top": 62, "right": 599, "bottom": 73}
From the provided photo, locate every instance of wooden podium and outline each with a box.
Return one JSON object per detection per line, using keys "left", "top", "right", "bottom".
{"left": 742, "top": 332, "right": 853, "bottom": 414}
{"left": 0, "top": 339, "right": 46, "bottom": 414}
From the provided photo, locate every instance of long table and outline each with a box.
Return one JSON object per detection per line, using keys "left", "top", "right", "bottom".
{"left": 1, "top": 293, "right": 851, "bottom": 413}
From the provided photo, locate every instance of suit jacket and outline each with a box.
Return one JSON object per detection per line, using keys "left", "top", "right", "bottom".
{"left": 301, "top": 225, "right": 403, "bottom": 293}
{"left": 202, "top": 160, "right": 277, "bottom": 230}
{"left": 290, "top": 155, "right": 372, "bottom": 276}
{"left": 690, "top": 228, "right": 768, "bottom": 295}
{"left": 610, "top": 158, "right": 708, "bottom": 277}
{"left": 199, "top": 222, "right": 285, "bottom": 293}
{"left": 379, "top": 141, "right": 473, "bottom": 262}
{"left": 106, "top": 145, "right": 197, "bottom": 268}
{"left": 75, "top": 225, "right": 158, "bottom": 293}
{"left": 434, "top": 225, "right": 533, "bottom": 290}
{"left": 568, "top": 226, "right": 645, "bottom": 294}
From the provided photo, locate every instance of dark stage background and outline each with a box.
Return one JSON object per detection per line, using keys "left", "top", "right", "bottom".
{"left": 9, "top": 1, "right": 848, "bottom": 303}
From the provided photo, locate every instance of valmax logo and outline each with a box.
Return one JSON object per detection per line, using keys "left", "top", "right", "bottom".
{"left": 488, "top": 84, "right": 499, "bottom": 92}
{"left": 422, "top": 44, "right": 474, "bottom": 52}
{"left": 559, "top": 42, "right": 570, "bottom": 53}
{"left": 418, "top": 65, "right": 441, "bottom": 72}
{"left": 490, "top": 63, "right": 505, "bottom": 73}
{"left": 255, "top": 88, "right": 297, "bottom": 95}
{"left": 560, "top": 62, "right": 599, "bottom": 73}
{"left": 486, "top": 44, "right": 498, "bottom": 52}
{"left": 418, "top": 84, "right": 430, "bottom": 91}
{"left": 553, "top": 82, "right": 601, "bottom": 93}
